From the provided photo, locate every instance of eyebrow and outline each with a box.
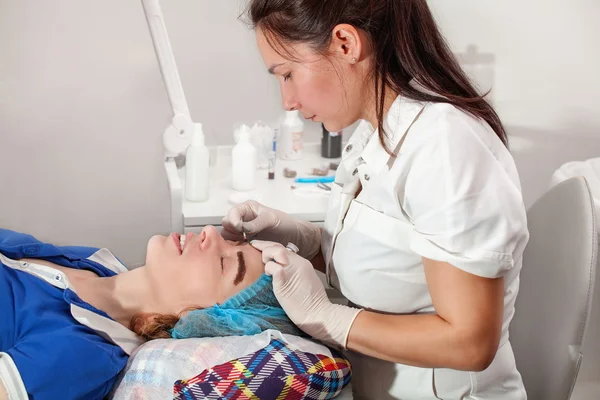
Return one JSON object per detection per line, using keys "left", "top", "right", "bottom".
{"left": 233, "top": 251, "right": 246, "bottom": 285}
{"left": 268, "top": 63, "right": 286, "bottom": 75}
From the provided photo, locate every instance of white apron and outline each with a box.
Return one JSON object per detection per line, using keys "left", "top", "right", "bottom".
{"left": 321, "top": 98, "right": 528, "bottom": 399}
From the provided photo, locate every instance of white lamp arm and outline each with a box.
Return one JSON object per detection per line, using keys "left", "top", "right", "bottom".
{"left": 142, "top": 0, "right": 194, "bottom": 157}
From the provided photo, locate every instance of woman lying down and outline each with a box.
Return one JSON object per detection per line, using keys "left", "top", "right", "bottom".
{"left": 0, "top": 226, "right": 348, "bottom": 400}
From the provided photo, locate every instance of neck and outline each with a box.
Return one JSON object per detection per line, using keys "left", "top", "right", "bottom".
{"left": 75, "top": 266, "right": 167, "bottom": 329}
{"left": 362, "top": 83, "right": 399, "bottom": 132}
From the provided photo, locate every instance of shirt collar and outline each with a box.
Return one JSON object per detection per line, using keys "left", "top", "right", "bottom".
{"left": 70, "top": 304, "right": 144, "bottom": 356}
{"left": 87, "top": 248, "right": 129, "bottom": 274}
{"left": 342, "top": 95, "right": 426, "bottom": 176}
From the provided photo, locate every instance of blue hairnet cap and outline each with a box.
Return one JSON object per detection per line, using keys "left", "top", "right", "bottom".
{"left": 170, "top": 274, "right": 304, "bottom": 339}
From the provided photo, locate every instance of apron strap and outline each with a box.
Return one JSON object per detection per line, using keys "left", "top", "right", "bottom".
{"left": 386, "top": 104, "right": 427, "bottom": 170}
{"left": 326, "top": 103, "right": 428, "bottom": 289}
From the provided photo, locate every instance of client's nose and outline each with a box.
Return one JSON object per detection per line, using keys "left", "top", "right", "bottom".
{"left": 199, "top": 225, "right": 220, "bottom": 248}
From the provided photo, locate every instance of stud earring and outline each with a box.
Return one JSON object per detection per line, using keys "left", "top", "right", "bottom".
{"left": 352, "top": 57, "right": 357, "bottom": 63}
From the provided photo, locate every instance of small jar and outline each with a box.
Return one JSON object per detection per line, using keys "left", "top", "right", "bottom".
{"left": 321, "top": 124, "right": 342, "bottom": 158}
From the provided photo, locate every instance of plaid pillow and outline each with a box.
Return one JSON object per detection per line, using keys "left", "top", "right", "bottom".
{"left": 173, "top": 338, "right": 352, "bottom": 399}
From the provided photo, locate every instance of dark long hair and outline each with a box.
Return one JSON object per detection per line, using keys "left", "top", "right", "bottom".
{"left": 245, "top": 0, "right": 508, "bottom": 153}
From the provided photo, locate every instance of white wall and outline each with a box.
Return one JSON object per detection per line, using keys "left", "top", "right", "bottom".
{"left": 430, "top": 0, "right": 600, "bottom": 132}
{"left": 1, "top": 0, "right": 170, "bottom": 266}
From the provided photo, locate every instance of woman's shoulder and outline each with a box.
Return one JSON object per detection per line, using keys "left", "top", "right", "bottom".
{"left": 401, "top": 101, "right": 508, "bottom": 160}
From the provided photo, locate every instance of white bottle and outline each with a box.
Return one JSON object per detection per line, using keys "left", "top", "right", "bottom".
{"left": 185, "top": 123, "right": 210, "bottom": 202}
{"left": 232, "top": 124, "right": 257, "bottom": 191}
{"left": 279, "top": 110, "right": 304, "bottom": 160}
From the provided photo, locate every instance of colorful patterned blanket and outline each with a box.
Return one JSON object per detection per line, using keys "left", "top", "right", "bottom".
{"left": 108, "top": 330, "right": 353, "bottom": 400}
{"left": 173, "top": 338, "right": 351, "bottom": 399}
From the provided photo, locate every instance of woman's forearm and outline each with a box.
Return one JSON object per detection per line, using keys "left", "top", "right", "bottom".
{"left": 345, "top": 258, "right": 503, "bottom": 372}
{"left": 346, "top": 311, "right": 498, "bottom": 372}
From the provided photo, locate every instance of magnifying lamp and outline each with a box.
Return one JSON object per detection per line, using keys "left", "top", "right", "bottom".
{"left": 142, "top": 0, "right": 194, "bottom": 158}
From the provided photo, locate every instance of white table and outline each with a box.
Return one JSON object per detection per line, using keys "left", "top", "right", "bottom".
{"left": 165, "top": 143, "right": 340, "bottom": 233}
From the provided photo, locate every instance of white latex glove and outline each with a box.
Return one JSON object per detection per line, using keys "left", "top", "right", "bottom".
{"left": 251, "top": 240, "right": 362, "bottom": 349}
{"left": 221, "top": 200, "right": 322, "bottom": 260}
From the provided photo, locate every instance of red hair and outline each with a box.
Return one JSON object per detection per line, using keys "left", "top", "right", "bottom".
{"left": 130, "top": 306, "right": 201, "bottom": 340}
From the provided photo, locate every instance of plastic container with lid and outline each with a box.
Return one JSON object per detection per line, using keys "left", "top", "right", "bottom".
{"left": 185, "top": 123, "right": 210, "bottom": 202}
{"left": 278, "top": 110, "right": 304, "bottom": 160}
{"left": 231, "top": 124, "right": 257, "bottom": 191}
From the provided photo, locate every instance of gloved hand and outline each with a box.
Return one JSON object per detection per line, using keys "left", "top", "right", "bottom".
{"left": 221, "top": 200, "right": 322, "bottom": 260}
{"left": 251, "top": 240, "right": 362, "bottom": 349}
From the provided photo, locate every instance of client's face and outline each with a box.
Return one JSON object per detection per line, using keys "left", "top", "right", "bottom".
{"left": 145, "top": 225, "right": 265, "bottom": 314}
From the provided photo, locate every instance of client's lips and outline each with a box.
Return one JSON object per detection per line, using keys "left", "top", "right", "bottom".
{"left": 171, "top": 232, "right": 182, "bottom": 254}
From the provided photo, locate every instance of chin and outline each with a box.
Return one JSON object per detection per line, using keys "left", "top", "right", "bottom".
{"left": 322, "top": 121, "right": 340, "bottom": 133}
{"left": 146, "top": 234, "right": 165, "bottom": 254}
{"left": 323, "top": 118, "right": 353, "bottom": 133}
{"left": 148, "top": 234, "right": 165, "bottom": 245}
